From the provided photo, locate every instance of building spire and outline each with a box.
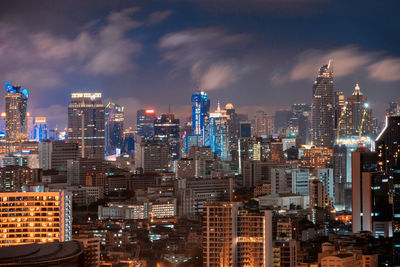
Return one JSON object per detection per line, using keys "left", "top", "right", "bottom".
{"left": 352, "top": 83, "right": 363, "bottom": 96}
{"left": 217, "top": 100, "right": 221, "bottom": 112}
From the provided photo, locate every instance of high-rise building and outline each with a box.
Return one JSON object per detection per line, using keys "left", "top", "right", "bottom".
{"left": 122, "top": 127, "right": 135, "bottom": 155}
{"left": 0, "top": 190, "right": 72, "bottom": 247}
{"left": 209, "top": 102, "right": 230, "bottom": 160}
{"left": 225, "top": 103, "right": 240, "bottom": 161}
{"left": 68, "top": 93, "right": 105, "bottom": 159}
{"left": 38, "top": 141, "right": 79, "bottom": 171}
{"left": 191, "top": 91, "right": 210, "bottom": 141}
{"left": 136, "top": 109, "right": 156, "bottom": 138}
{"left": 30, "top": 117, "right": 49, "bottom": 142}
{"left": 375, "top": 115, "right": 400, "bottom": 264}
{"left": 105, "top": 102, "right": 124, "bottom": 156}
{"left": 311, "top": 61, "right": 334, "bottom": 148}
{"left": 0, "top": 166, "right": 34, "bottom": 192}
{"left": 203, "top": 202, "right": 273, "bottom": 266}
{"left": 5, "top": 82, "right": 29, "bottom": 143}
{"left": 255, "top": 110, "right": 274, "bottom": 137}
{"left": 338, "top": 84, "right": 374, "bottom": 138}
{"left": 135, "top": 138, "right": 169, "bottom": 173}
{"left": 289, "top": 104, "right": 311, "bottom": 145}
{"left": 154, "top": 113, "right": 180, "bottom": 160}
{"left": 351, "top": 147, "right": 392, "bottom": 237}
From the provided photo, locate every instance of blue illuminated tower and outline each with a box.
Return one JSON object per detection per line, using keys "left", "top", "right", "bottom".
{"left": 5, "top": 82, "right": 29, "bottom": 142}
{"left": 209, "top": 101, "right": 230, "bottom": 160}
{"left": 191, "top": 91, "right": 210, "bottom": 144}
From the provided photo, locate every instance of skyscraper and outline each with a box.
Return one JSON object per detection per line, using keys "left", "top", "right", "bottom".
{"left": 68, "top": 93, "right": 105, "bottom": 159}
{"left": 191, "top": 91, "right": 210, "bottom": 143}
{"left": 5, "top": 82, "right": 29, "bottom": 142}
{"left": 311, "top": 60, "right": 334, "bottom": 148}
{"left": 154, "top": 113, "right": 180, "bottom": 160}
{"left": 338, "top": 84, "right": 374, "bottom": 138}
{"left": 375, "top": 115, "right": 400, "bottom": 264}
{"left": 209, "top": 102, "right": 230, "bottom": 160}
{"left": 255, "top": 110, "right": 274, "bottom": 137}
{"left": 105, "top": 102, "right": 124, "bottom": 156}
{"left": 351, "top": 147, "right": 392, "bottom": 237}
{"left": 136, "top": 109, "right": 156, "bottom": 138}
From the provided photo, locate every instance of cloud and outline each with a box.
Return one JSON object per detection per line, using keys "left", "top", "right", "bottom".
{"left": 0, "top": 6, "right": 143, "bottom": 95}
{"left": 367, "top": 58, "right": 400, "bottom": 82}
{"left": 158, "top": 27, "right": 249, "bottom": 90}
{"left": 146, "top": 10, "right": 174, "bottom": 26}
{"left": 199, "top": 64, "right": 238, "bottom": 90}
{"left": 272, "top": 46, "right": 373, "bottom": 85}
{"left": 184, "top": 0, "right": 328, "bottom": 15}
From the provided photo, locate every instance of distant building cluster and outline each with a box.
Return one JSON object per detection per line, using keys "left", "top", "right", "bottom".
{"left": 0, "top": 59, "right": 398, "bottom": 266}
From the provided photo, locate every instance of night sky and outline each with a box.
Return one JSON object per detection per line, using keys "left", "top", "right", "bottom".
{"left": 0, "top": 0, "right": 399, "bottom": 128}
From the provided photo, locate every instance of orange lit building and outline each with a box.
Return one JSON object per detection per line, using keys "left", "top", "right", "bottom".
{"left": 0, "top": 191, "right": 72, "bottom": 247}
{"left": 299, "top": 145, "right": 333, "bottom": 169}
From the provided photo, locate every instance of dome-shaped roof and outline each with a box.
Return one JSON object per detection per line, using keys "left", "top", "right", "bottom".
{"left": 225, "top": 103, "right": 234, "bottom": 110}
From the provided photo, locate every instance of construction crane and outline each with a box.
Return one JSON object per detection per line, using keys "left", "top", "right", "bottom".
{"left": 358, "top": 103, "right": 369, "bottom": 139}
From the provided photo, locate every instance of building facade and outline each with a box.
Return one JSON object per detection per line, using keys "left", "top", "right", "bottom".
{"left": 68, "top": 93, "right": 105, "bottom": 159}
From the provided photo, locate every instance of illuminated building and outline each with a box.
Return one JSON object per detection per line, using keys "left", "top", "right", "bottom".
{"left": 334, "top": 91, "right": 345, "bottom": 136}
{"left": 187, "top": 146, "right": 214, "bottom": 178}
{"left": 351, "top": 147, "right": 392, "bottom": 237}
{"left": 98, "top": 198, "right": 177, "bottom": 220}
{"left": 0, "top": 112, "right": 6, "bottom": 139}
{"left": 311, "top": 61, "right": 334, "bottom": 148}
{"left": 182, "top": 134, "right": 202, "bottom": 155}
{"left": 238, "top": 137, "right": 271, "bottom": 173}
{"left": 5, "top": 82, "right": 29, "bottom": 146}
{"left": 191, "top": 91, "right": 210, "bottom": 141}
{"left": 135, "top": 138, "right": 169, "bottom": 173}
{"left": 0, "top": 190, "right": 72, "bottom": 247}
{"left": 0, "top": 166, "right": 34, "bottom": 192}
{"left": 178, "top": 177, "right": 233, "bottom": 216}
{"left": 122, "top": 127, "right": 135, "bottom": 155}
{"left": 375, "top": 115, "right": 400, "bottom": 264}
{"left": 317, "top": 168, "right": 334, "bottom": 204}
{"left": 225, "top": 103, "right": 240, "bottom": 161}
{"left": 136, "top": 108, "right": 156, "bottom": 138}
{"left": 203, "top": 202, "right": 273, "bottom": 266}
{"left": 67, "top": 158, "right": 109, "bottom": 186}
{"left": 292, "top": 169, "right": 310, "bottom": 196}
{"left": 38, "top": 141, "right": 79, "bottom": 171}
{"left": 68, "top": 93, "right": 105, "bottom": 159}
{"left": 30, "top": 117, "right": 49, "bottom": 142}
{"left": 105, "top": 102, "right": 124, "bottom": 156}
{"left": 274, "top": 240, "right": 297, "bottom": 267}
{"left": 255, "top": 110, "right": 274, "bottom": 137}
{"left": 154, "top": 113, "right": 180, "bottom": 160}
{"left": 299, "top": 145, "right": 332, "bottom": 169}
{"left": 309, "top": 178, "right": 333, "bottom": 224}
{"left": 209, "top": 102, "right": 230, "bottom": 160}
{"left": 338, "top": 84, "right": 374, "bottom": 138}
{"left": 333, "top": 137, "right": 373, "bottom": 209}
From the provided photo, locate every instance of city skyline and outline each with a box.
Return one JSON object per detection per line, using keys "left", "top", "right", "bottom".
{"left": 0, "top": 0, "right": 399, "bottom": 128}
